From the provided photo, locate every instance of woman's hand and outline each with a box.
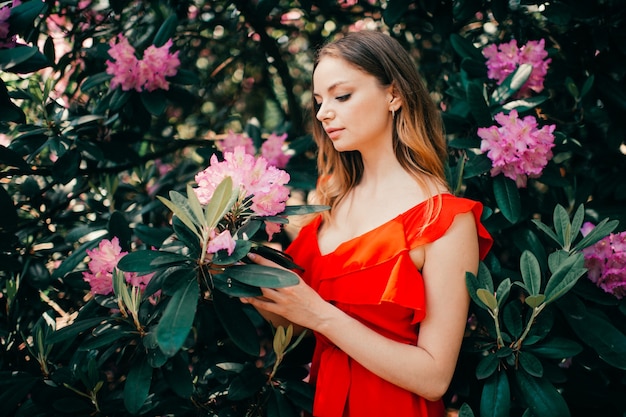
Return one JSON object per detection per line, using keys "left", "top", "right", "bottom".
{"left": 240, "top": 253, "right": 331, "bottom": 331}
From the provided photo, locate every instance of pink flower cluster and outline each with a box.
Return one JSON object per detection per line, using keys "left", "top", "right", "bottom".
{"left": 478, "top": 110, "right": 556, "bottom": 188}
{"left": 83, "top": 237, "right": 153, "bottom": 295}
{"left": 195, "top": 146, "right": 290, "bottom": 216}
{"left": 105, "top": 34, "right": 180, "bottom": 92}
{"left": 581, "top": 222, "right": 626, "bottom": 299}
{"left": 0, "top": 1, "right": 20, "bottom": 49}
{"left": 483, "top": 39, "right": 551, "bottom": 98}
{"left": 220, "top": 130, "right": 291, "bottom": 169}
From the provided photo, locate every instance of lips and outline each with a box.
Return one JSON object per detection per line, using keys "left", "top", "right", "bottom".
{"left": 325, "top": 127, "right": 344, "bottom": 140}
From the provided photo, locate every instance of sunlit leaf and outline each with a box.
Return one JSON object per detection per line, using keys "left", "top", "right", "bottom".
{"left": 544, "top": 253, "right": 586, "bottom": 304}
{"left": 204, "top": 177, "right": 238, "bottom": 229}
{"left": 477, "top": 288, "right": 498, "bottom": 312}
{"left": 573, "top": 218, "right": 618, "bottom": 251}
{"left": 553, "top": 205, "right": 570, "bottom": 249}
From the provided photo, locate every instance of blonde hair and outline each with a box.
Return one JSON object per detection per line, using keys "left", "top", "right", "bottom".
{"left": 311, "top": 31, "right": 449, "bottom": 222}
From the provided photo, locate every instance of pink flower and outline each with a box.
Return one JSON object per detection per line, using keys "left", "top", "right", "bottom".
{"left": 581, "top": 223, "right": 626, "bottom": 299}
{"left": 220, "top": 130, "right": 255, "bottom": 155}
{"left": 261, "top": 132, "right": 291, "bottom": 168}
{"left": 106, "top": 35, "right": 140, "bottom": 91}
{"left": 0, "top": 4, "right": 17, "bottom": 49}
{"left": 478, "top": 110, "right": 555, "bottom": 187}
{"left": 194, "top": 146, "right": 290, "bottom": 217}
{"left": 82, "top": 237, "right": 154, "bottom": 295}
{"left": 207, "top": 229, "right": 236, "bottom": 255}
{"left": 105, "top": 35, "right": 180, "bottom": 92}
{"left": 138, "top": 39, "right": 180, "bottom": 91}
{"left": 483, "top": 39, "right": 551, "bottom": 98}
{"left": 339, "top": 0, "right": 358, "bottom": 7}
{"left": 264, "top": 221, "right": 282, "bottom": 241}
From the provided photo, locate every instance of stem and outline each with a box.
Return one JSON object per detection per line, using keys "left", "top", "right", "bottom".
{"left": 491, "top": 308, "right": 505, "bottom": 349}
{"left": 514, "top": 304, "right": 544, "bottom": 350}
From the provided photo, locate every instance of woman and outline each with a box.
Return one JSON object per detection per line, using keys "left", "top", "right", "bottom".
{"left": 243, "top": 31, "right": 492, "bottom": 417}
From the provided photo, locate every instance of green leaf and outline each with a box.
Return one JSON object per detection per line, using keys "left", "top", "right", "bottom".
{"left": 185, "top": 184, "right": 206, "bottom": 229}
{"left": 467, "top": 81, "right": 493, "bottom": 127}
{"left": 476, "top": 353, "right": 499, "bottom": 380}
{"left": 503, "top": 300, "right": 523, "bottom": 338}
{"left": 51, "top": 148, "right": 81, "bottom": 185}
{"left": 493, "top": 175, "right": 521, "bottom": 223}
{"left": 514, "top": 371, "right": 570, "bottom": 417}
{"left": 158, "top": 194, "right": 200, "bottom": 238}
{"left": 573, "top": 218, "right": 618, "bottom": 251}
{"left": 169, "top": 68, "right": 200, "bottom": 85}
{"left": 0, "top": 46, "right": 37, "bottom": 71}
{"left": 520, "top": 251, "right": 542, "bottom": 296}
{"left": 204, "top": 177, "right": 238, "bottom": 229}
{"left": 47, "top": 317, "right": 108, "bottom": 344}
{"left": 124, "top": 355, "right": 152, "bottom": 415}
{"left": 283, "top": 380, "right": 314, "bottom": 414}
{"left": 80, "top": 72, "right": 113, "bottom": 92}
{"left": 153, "top": 14, "right": 178, "bottom": 47}
{"left": 527, "top": 337, "right": 583, "bottom": 359}
{"left": 279, "top": 205, "right": 330, "bottom": 216}
{"left": 532, "top": 219, "right": 561, "bottom": 247}
{"left": 118, "top": 250, "right": 168, "bottom": 273}
{"left": 213, "top": 272, "right": 263, "bottom": 298}
{"left": 0, "top": 144, "right": 29, "bottom": 170}
{"left": 212, "top": 239, "right": 252, "bottom": 266}
{"left": 223, "top": 264, "right": 299, "bottom": 288}
{"left": 267, "top": 387, "right": 300, "bottom": 417}
{"left": 491, "top": 64, "right": 532, "bottom": 104}
{"left": 553, "top": 205, "right": 570, "bottom": 249}
{"left": 480, "top": 371, "right": 511, "bottom": 417}
{"left": 544, "top": 253, "right": 586, "bottom": 304}
{"left": 109, "top": 210, "right": 131, "bottom": 249}
{"left": 477, "top": 288, "right": 498, "bottom": 312}
{"left": 7, "top": 0, "right": 47, "bottom": 33}
{"left": 163, "top": 353, "right": 193, "bottom": 398}
{"left": 227, "top": 365, "right": 267, "bottom": 401}
{"left": 156, "top": 276, "right": 199, "bottom": 357}
{"left": 212, "top": 290, "right": 260, "bottom": 356}
{"left": 495, "top": 278, "right": 511, "bottom": 308}
{"left": 547, "top": 250, "right": 570, "bottom": 274}
{"left": 466, "top": 265, "right": 494, "bottom": 311}
{"left": 458, "top": 403, "right": 476, "bottom": 417}
{"left": 0, "top": 176, "right": 19, "bottom": 234}
{"left": 463, "top": 153, "right": 492, "bottom": 179}
{"left": 563, "top": 302, "right": 626, "bottom": 369}
{"left": 569, "top": 204, "right": 585, "bottom": 243}
{"left": 518, "top": 351, "right": 543, "bottom": 377}
{"left": 451, "top": 33, "right": 485, "bottom": 61}
{"left": 140, "top": 89, "right": 168, "bottom": 116}
{"left": 525, "top": 294, "right": 545, "bottom": 309}
{"left": 382, "top": 0, "right": 410, "bottom": 26}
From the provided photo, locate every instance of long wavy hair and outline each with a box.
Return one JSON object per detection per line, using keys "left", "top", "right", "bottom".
{"left": 311, "top": 30, "right": 449, "bottom": 223}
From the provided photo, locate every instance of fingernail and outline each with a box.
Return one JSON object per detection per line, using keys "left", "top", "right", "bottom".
{"left": 247, "top": 253, "right": 256, "bottom": 261}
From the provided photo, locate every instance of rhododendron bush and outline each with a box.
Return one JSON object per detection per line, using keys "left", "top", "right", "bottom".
{"left": 1, "top": 1, "right": 625, "bottom": 417}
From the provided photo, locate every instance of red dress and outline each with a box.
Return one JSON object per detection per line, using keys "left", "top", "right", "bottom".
{"left": 285, "top": 194, "right": 493, "bottom": 417}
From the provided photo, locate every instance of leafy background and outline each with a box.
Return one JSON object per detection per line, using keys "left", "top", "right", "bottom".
{"left": 1, "top": 1, "right": 625, "bottom": 416}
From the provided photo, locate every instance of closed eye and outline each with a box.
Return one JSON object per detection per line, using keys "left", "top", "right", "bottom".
{"left": 336, "top": 94, "right": 351, "bottom": 102}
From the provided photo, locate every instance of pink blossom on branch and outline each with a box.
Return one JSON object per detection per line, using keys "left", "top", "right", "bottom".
{"left": 194, "top": 146, "right": 290, "bottom": 217}
{"left": 581, "top": 222, "right": 626, "bottom": 299}
{"left": 105, "top": 34, "right": 180, "bottom": 92}
{"left": 82, "top": 237, "right": 154, "bottom": 295}
{"left": 483, "top": 39, "right": 551, "bottom": 98}
{"left": 0, "top": 2, "right": 19, "bottom": 49}
{"left": 261, "top": 132, "right": 291, "bottom": 168}
{"left": 478, "top": 110, "right": 556, "bottom": 188}
{"left": 220, "top": 130, "right": 255, "bottom": 155}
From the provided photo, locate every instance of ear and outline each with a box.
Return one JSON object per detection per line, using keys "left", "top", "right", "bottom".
{"left": 387, "top": 85, "right": 403, "bottom": 112}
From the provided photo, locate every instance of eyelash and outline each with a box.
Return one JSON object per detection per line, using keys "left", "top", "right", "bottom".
{"left": 314, "top": 94, "right": 351, "bottom": 109}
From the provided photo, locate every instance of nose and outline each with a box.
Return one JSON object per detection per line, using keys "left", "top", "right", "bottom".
{"left": 316, "top": 103, "right": 334, "bottom": 121}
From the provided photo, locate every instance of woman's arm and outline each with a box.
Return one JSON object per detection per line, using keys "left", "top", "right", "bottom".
{"left": 243, "top": 212, "right": 479, "bottom": 401}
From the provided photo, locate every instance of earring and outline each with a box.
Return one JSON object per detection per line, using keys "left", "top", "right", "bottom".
{"left": 391, "top": 108, "right": 395, "bottom": 119}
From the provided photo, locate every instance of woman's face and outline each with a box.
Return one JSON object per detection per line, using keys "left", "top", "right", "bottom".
{"left": 313, "top": 56, "right": 395, "bottom": 154}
